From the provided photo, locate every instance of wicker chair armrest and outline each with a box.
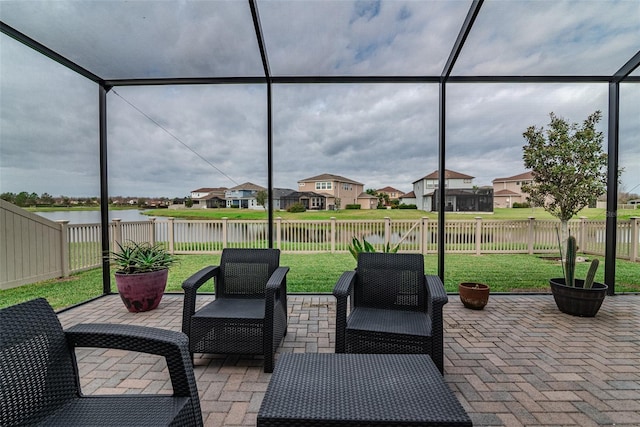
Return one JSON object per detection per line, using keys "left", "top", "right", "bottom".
{"left": 425, "top": 275, "right": 448, "bottom": 308}
{"left": 265, "top": 266, "right": 289, "bottom": 312}
{"left": 265, "top": 266, "right": 290, "bottom": 293}
{"left": 65, "top": 324, "right": 202, "bottom": 423}
{"left": 182, "top": 265, "right": 219, "bottom": 293}
{"left": 333, "top": 270, "right": 357, "bottom": 353}
{"left": 181, "top": 266, "right": 219, "bottom": 335}
{"left": 333, "top": 270, "right": 356, "bottom": 299}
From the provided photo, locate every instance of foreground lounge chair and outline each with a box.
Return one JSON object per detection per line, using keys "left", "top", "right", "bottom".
{"left": 333, "top": 252, "right": 448, "bottom": 373}
{"left": 0, "top": 298, "right": 203, "bottom": 427}
{"left": 181, "top": 248, "right": 289, "bottom": 373}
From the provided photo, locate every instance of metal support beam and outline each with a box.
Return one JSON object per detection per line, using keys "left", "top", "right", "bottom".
{"left": 604, "top": 82, "right": 619, "bottom": 295}
{"left": 99, "top": 84, "right": 112, "bottom": 294}
{"left": 437, "top": 82, "right": 446, "bottom": 279}
{"left": 437, "top": 0, "right": 483, "bottom": 280}
{"left": 1, "top": 22, "right": 103, "bottom": 85}
{"left": 249, "top": 0, "right": 274, "bottom": 247}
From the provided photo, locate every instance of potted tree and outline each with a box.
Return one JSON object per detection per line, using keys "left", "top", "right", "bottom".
{"left": 111, "top": 241, "right": 177, "bottom": 312}
{"left": 522, "top": 110, "right": 609, "bottom": 259}
{"left": 550, "top": 235, "right": 607, "bottom": 317}
{"left": 522, "top": 110, "right": 611, "bottom": 311}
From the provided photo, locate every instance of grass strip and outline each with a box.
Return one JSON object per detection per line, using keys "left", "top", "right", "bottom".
{"left": 2, "top": 253, "right": 638, "bottom": 310}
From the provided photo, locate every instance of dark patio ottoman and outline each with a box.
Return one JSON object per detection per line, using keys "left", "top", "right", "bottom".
{"left": 257, "top": 353, "right": 472, "bottom": 426}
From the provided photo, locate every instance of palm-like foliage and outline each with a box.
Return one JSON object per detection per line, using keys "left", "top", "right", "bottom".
{"left": 111, "top": 241, "right": 176, "bottom": 274}
{"left": 348, "top": 237, "right": 398, "bottom": 260}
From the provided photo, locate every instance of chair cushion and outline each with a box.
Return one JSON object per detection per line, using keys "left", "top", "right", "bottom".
{"left": 347, "top": 307, "right": 432, "bottom": 337}
{"left": 192, "top": 298, "right": 265, "bottom": 320}
{"left": 43, "top": 396, "right": 192, "bottom": 427}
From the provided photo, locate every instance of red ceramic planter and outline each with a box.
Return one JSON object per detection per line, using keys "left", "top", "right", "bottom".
{"left": 115, "top": 269, "right": 169, "bottom": 312}
{"left": 459, "top": 282, "right": 490, "bottom": 310}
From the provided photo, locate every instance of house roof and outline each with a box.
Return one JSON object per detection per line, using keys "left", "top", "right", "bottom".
{"left": 493, "top": 171, "right": 534, "bottom": 182}
{"left": 282, "top": 191, "right": 327, "bottom": 199}
{"left": 494, "top": 189, "right": 521, "bottom": 196}
{"left": 413, "top": 169, "right": 474, "bottom": 183}
{"left": 273, "top": 188, "right": 297, "bottom": 198}
{"left": 401, "top": 191, "right": 416, "bottom": 198}
{"left": 358, "top": 192, "right": 378, "bottom": 199}
{"left": 228, "top": 182, "right": 266, "bottom": 191}
{"left": 192, "top": 187, "right": 227, "bottom": 193}
{"left": 298, "top": 174, "right": 363, "bottom": 186}
{"left": 377, "top": 186, "right": 404, "bottom": 193}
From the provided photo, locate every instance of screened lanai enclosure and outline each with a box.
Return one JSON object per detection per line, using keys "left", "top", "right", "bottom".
{"left": 1, "top": 0, "right": 639, "bottom": 296}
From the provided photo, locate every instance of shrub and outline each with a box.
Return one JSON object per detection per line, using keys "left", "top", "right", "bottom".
{"left": 512, "top": 202, "right": 531, "bottom": 208}
{"left": 287, "top": 203, "right": 306, "bottom": 213}
{"left": 345, "top": 204, "right": 361, "bottom": 210}
{"left": 398, "top": 204, "right": 417, "bottom": 209}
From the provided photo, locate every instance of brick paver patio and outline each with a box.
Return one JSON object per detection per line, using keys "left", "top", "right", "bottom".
{"left": 57, "top": 293, "right": 640, "bottom": 426}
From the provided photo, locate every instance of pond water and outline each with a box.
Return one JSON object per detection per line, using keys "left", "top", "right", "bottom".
{"left": 35, "top": 209, "right": 157, "bottom": 224}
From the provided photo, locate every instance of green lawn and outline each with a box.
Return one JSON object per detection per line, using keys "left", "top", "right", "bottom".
{"left": 143, "top": 206, "right": 639, "bottom": 221}
{"left": 3, "top": 253, "right": 638, "bottom": 310}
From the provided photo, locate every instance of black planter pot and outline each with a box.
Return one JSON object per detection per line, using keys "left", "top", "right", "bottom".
{"left": 549, "top": 278, "right": 608, "bottom": 317}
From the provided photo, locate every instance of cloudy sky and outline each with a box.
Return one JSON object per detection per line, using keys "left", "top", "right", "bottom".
{"left": 1, "top": 0, "right": 639, "bottom": 199}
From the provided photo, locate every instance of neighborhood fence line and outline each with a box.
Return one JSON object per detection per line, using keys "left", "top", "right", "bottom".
{"left": 1, "top": 204, "right": 638, "bottom": 290}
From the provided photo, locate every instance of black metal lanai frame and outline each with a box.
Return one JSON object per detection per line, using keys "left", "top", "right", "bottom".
{"left": 1, "top": 0, "right": 639, "bottom": 296}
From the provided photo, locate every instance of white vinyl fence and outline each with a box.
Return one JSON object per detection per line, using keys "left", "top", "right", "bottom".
{"left": 2, "top": 201, "right": 639, "bottom": 290}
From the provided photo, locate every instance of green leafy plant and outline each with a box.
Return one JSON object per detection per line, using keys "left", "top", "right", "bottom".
{"left": 348, "top": 237, "right": 399, "bottom": 261}
{"left": 111, "top": 241, "right": 177, "bottom": 274}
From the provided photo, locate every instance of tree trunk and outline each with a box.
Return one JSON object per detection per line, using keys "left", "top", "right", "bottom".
{"left": 559, "top": 220, "right": 570, "bottom": 261}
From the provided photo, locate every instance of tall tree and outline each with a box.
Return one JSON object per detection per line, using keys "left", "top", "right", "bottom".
{"left": 521, "top": 111, "right": 608, "bottom": 248}
{"left": 256, "top": 190, "right": 268, "bottom": 210}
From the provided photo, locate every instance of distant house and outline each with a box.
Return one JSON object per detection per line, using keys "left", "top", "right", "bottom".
{"left": 191, "top": 187, "right": 227, "bottom": 208}
{"left": 297, "top": 174, "right": 368, "bottom": 210}
{"left": 399, "top": 191, "right": 416, "bottom": 206}
{"left": 492, "top": 171, "right": 533, "bottom": 208}
{"left": 376, "top": 186, "right": 405, "bottom": 206}
{"left": 225, "top": 182, "right": 265, "bottom": 209}
{"left": 279, "top": 191, "right": 327, "bottom": 211}
{"left": 412, "top": 169, "right": 493, "bottom": 212}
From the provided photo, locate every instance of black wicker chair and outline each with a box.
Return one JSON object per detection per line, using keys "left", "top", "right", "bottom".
{"left": 181, "top": 248, "right": 288, "bottom": 373}
{"left": 0, "top": 298, "right": 203, "bottom": 427}
{"left": 333, "top": 252, "right": 449, "bottom": 373}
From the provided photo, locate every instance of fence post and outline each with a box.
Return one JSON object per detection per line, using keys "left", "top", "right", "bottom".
{"left": 222, "top": 217, "right": 228, "bottom": 248}
{"left": 112, "top": 219, "right": 122, "bottom": 252}
{"left": 384, "top": 217, "right": 391, "bottom": 248}
{"left": 579, "top": 216, "right": 588, "bottom": 253}
{"left": 331, "top": 217, "right": 336, "bottom": 253}
{"left": 421, "top": 217, "right": 428, "bottom": 255}
{"left": 276, "top": 217, "right": 282, "bottom": 250}
{"left": 57, "top": 220, "right": 70, "bottom": 278}
{"left": 631, "top": 217, "right": 639, "bottom": 262}
{"left": 475, "top": 217, "right": 482, "bottom": 256}
{"left": 149, "top": 217, "right": 156, "bottom": 245}
{"left": 528, "top": 217, "right": 535, "bottom": 255}
{"left": 167, "top": 218, "right": 175, "bottom": 254}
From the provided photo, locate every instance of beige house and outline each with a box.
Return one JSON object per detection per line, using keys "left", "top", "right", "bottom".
{"left": 190, "top": 187, "right": 227, "bottom": 209}
{"left": 376, "top": 186, "right": 405, "bottom": 204}
{"left": 492, "top": 171, "right": 533, "bottom": 208}
{"left": 298, "top": 174, "right": 370, "bottom": 210}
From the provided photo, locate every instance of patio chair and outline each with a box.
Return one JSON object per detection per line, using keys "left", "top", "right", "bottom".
{"left": 0, "top": 298, "right": 203, "bottom": 427}
{"left": 333, "top": 252, "right": 449, "bottom": 373}
{"left": 181, "top": 248, "right": 288, "bottom": 373}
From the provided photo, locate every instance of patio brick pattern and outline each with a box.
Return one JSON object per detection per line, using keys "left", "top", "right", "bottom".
{"left": 57, "top": 293, "right": 640, "bottom": 426}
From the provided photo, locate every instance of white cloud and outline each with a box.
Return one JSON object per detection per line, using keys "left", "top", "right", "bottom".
{"left": 1, "top": 1, "right": 638, "bottom": 199}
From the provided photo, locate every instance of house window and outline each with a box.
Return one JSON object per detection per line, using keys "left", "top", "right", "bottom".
{"left": 464, "top": 179, "right": 472, "bottom": 184}
{"left": 342, "top": 183, "right": 352, "bottom": 191}
{"left": 315, "top": 182, "right": 332, "bottom": 190}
